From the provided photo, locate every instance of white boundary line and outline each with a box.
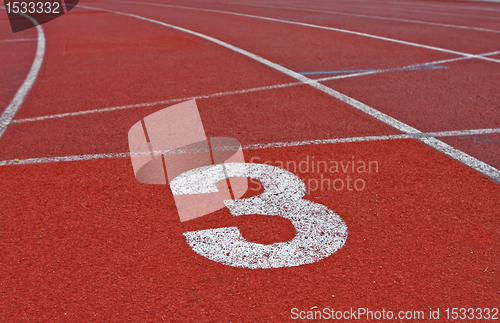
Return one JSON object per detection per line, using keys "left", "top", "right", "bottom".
{"left": 5, "top": 4, "right": 498, "bottom": 182}
{"left": 2, "top": 128, "right": 500, "bottom": 166}
{"left": 11, "top": 83, "right": 305, "bottom": 123}
{"left": 245, "top": 128, "right": 500, "bottom": 149}
{"left": 0, "top": 8, "right": 45, "bottom": 139}
{"left": 10, "top": 50, "right": 500, "bottom": 124}
{"left": 116, "top": 1, "right": 500, "bottom": 64}
{"left": 230, "top": 3, "right": 500, "bottom": 34}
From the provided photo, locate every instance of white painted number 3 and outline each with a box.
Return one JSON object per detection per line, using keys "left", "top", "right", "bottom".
{"left": 171, "top": 163, "right": 348, "bottom": 269}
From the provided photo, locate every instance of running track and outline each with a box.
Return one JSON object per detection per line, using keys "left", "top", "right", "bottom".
{"left": 0, "top": 0, "right": 499, "bottom": 321}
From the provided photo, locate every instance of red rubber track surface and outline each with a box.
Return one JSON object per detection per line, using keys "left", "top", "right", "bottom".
{"left": 1, "top": 142, "right": 499, "bottom": 322}
{"left": 324, "top": 58, "right": 500, "bottom": 131}
{"left": 441, "top": 133, "right": 500, "bottom": 170}
{"left": 0, "top": 0, "right": 499, "bottom": 322}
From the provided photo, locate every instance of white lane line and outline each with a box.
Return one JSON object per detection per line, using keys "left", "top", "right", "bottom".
{"left": 245, "top": 128, "right": 500, "bottom": 149}
{"left": 120, "top": 1, "right": 500, "bottom": 64}
{"left": 2, "top": 128, "right": 500, "bottom": 167}
{"left": 12, "top": 50, "right": 500, "bottom": 124}
{"left": 11, "top": 83, "right": 305, "bottom": 123}
{"left": 0, "top": 38, "right": 38, "bottom": 42}
{"left": 0, "top": 9, "right": 45, "bottom": 139}
{"left": 424, "top": 128, "right": 500, "bottom": 137}
{"left": 232, "top": 3, "right": 500, "bottom": 34}
{"left": 0, "top": 152, "right": 130, "bottom": 166}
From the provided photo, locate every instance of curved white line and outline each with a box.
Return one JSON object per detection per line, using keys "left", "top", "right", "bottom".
{"left": 230, "top": 3, "right": 500, "bottom": 34}
{"left": 0, "top": 10, "right": 45, "bottom": 139}
{"left": 123, "top": 1, "right": 500, "bottom": 64}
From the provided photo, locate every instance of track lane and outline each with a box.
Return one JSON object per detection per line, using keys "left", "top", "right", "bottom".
{"left": 1, "top": 139, "right": 499, "bottom": 321}
{"left": 172, "top": 1, "right": 500, "bottom": 33}
{"left": 114, "top": 1, "right": 500, "bottom": 60}
{"left": 2, "top": 127, "right": 500, "bottom": 166}
{"left": 8, "top": 49, "right": 500, "bottom": 124}
{"left": 291, "top": 0, "right": 500, "bottom": 21}
{"left": 170, "top": 0, "right": 500, "bottom": 29}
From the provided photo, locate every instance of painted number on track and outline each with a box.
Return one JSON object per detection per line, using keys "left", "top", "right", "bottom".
{"left": 171, "top": 163, "right": 348, "bottom": 269}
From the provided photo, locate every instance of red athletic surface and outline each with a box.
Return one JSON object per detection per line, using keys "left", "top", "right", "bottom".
{"left": 325, "top": 58, "right": 500, "bottom": 132}
{"left": 1, "top": 0, "right": 499, "bottom": 322}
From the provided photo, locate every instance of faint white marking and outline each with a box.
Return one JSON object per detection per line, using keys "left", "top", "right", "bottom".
{"left": 11, "top": 83, "right": 305, "bottom": 123}
{"left": 10, "top": 50, "right": 500, "bottom": 124}
{"left": 0, "top": 38, "right": 38, "bottom": 42}
{"left": 0, "top": 152, "right": 130, "bottom": 166}
{"left": 2, "top": 128, "right": 499, "bottom": 167}
{"left": 226, "top": 2, "right": 500, "bottom": 34}
{"left": 174, "top": 163, "right": 348, "bottom": 269}
{"left": 390, "top": 0, "right": 500, "bottom": 12}
{"left": 0, "top": 10, "right": 45, "bottom": 139}
{"left": 393, "top": 0, "right": 500, "bottom": 11}
{"left": 313, "top": 0, "right": 500, "bottom": 20}
{"left": 124, "top": 2, "right": 500, "bottom": 64}
{"left": 304, "top": 0, "right": 500, "bottom": 12}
